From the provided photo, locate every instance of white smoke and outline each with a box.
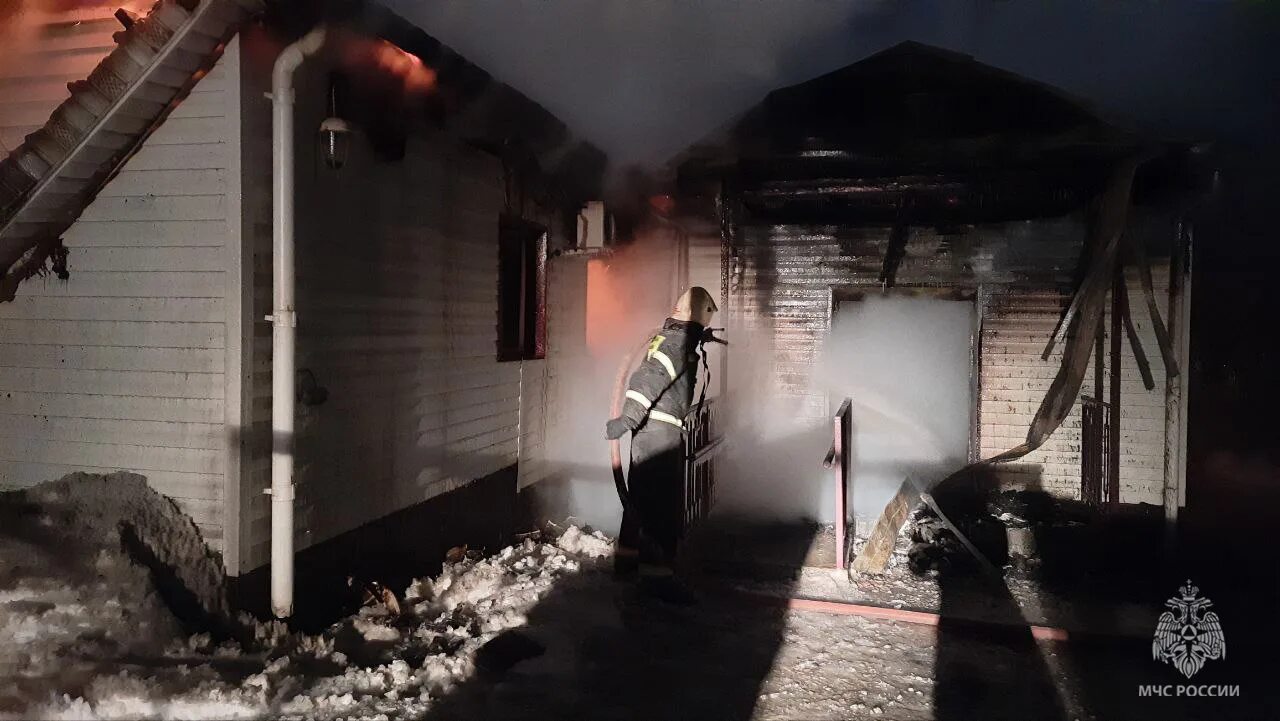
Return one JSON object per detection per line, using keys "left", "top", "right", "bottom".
{"left": 536, "top": 226, "right": 682, "bottom": 532}
{"left": 819, "top": 296, "right": 975, "bottom": 520}
{"left": 536, "top": 235, "right": 977, "bottom": 533}
{"left": 716, "top": 295, "right": 975, "bottom": 525}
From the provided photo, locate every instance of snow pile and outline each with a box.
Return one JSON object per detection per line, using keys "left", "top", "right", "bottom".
{"left": 23, "top": 472, "right": 232, "bottom": 624}
{"left": 21, "top": 524, "right": 611, "bottom": 721}
{"left": 553, "top": 525, "right": 613, "bottom": 559}
{"left": 0, "top": 472, "right": 240, "bottom": 717}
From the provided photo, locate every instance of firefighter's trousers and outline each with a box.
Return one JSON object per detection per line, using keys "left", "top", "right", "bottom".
{"left": 618, "top": 424, "right": 685, "bottom": 566}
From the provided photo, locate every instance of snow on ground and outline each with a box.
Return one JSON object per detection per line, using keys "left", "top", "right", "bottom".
{"left": 0, "top": 471, "right": 949, "bottom": 720}
{"left": 0, "top": 472, "right": 620, "bottom": 720}
{"left": 9, "top": 473, "right": 1265, "bottom": 720}
{"left": 0, "top": 472, "right": 1087, "bottom": 720}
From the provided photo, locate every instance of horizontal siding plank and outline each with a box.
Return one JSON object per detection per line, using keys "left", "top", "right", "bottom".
{"left": 79, "top": 195, "right": 225, "bottom": 222}
{"left": 122, "top": 143, "right": 229, "bottom": 172}
{"left": 0, "top": 368, "right": 223, "bottom": 399}
{"left": 0, "top": 296, "right": 223, "bottom": 323}
{"left": 97, "top": 169, "right": 226, "bottom": 198}
{"left": 14, "top": 271, "right": 225, "bottom": 298}
{"left": 0, "top": 391, "right": 222, "bottom": 423}
{"left": 982, "top": 428, "right": 1147, "bottom": 447}
{"left": 168, "top": 90, "right": 228, "bottom": 120}
{"left": 0, "top": 415, "right": 222, "bottom": 451}
{"left": 63, "top": 220, "right": 229, "bottom": 247}
{"left": 68, "top": 246, "right": 225, "bottom": 272}
{"left": 0, "top": 320, "right": 224, "bottom": 348}
{"left": 0, "top": 344, "right": 224, "bottom": 373}
{"left": 144, "top": 117, "right": 227, "bottom": 145}
{"left": 0, "top": 437, "right": 223, "bottom": 475}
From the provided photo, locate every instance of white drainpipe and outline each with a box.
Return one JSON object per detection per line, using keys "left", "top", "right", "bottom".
{"left": 269, "top": 26, "right": 326, "bottom": 619}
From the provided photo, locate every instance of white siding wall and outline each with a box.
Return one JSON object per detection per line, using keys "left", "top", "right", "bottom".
{"left": 979, "top": 288, "right": 1088, "bottom": 497}
{"left": 978, "top": 266, "right": 1170, "bottom": 504}
{"left": 0, "top": 15, "right": 240, "bottom": 556}
{"left": 518, "top": 359, "right": 550, "bottom": 489}
{"left": 237, "top": 36, "right": 555, "bottom": 570}
{"left": 536, "top": 254, "right": 587, "bottom": 494}
{"left": 1107, "top": 266, "right": 1171, "bottom": 504}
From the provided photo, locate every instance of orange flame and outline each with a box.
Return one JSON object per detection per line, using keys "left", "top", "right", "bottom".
{"left": 370, "top": 41, "right": 436, "bottom": 96}
{"left": 337, "top": 32, "right": 437, "bottom": 100}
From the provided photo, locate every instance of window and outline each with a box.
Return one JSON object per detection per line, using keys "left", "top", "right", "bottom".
{"left": 497, "top": 215, "right": 547, "bottom": 361}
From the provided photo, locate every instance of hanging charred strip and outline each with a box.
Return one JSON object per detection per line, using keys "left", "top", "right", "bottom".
{"left": 1118, "top": 276, "right": 1156, "bottom": 390}
{"left": 1042, "top": 201, "right": 1101, "bottom": 361}
{"left": 0, "top": 236, "right": 67, "bottom": 302}
{"left": 1041, "top": 267, "right": 1085, "bottom": 362}
{"left": 879, "top": 220, "right": 910, "bottom": 287}
{"left": 1132, "top": 233, "right": 1180, "bottom": 377}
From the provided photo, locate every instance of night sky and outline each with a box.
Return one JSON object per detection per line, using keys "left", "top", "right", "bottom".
{"left": 386, "top": 0, "right": 1279, "bottom": 172}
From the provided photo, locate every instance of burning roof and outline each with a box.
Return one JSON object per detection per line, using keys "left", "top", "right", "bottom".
{"left": 266, "top": 0, "right": 607, "bottom": 202}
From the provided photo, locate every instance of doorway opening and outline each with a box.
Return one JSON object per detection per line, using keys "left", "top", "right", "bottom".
{"left": 823, "top": 289, "right": 977, "bottom": 532}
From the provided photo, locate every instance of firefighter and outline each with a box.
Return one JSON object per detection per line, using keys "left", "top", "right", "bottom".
{"left": 605, "top": 286, "right": 719, "bottom": 600}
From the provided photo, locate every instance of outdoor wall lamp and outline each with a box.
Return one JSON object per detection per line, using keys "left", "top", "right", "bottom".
{"left": 319, "top": 72, "right": 352, "bottom": 170}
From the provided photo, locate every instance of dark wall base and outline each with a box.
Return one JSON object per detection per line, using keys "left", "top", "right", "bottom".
{"left": 230, "top": 465, "right": 518, "bottom": 633}
{"left": 513, "top": 473, "right": 575, "bottom": 532}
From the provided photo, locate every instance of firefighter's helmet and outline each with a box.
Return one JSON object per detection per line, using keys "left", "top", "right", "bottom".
{"left": 673, "top": 286, "right": 718, "bottom": 326}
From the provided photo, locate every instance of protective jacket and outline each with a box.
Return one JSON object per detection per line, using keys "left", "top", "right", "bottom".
{"left": 610, "top": 318, "right": 704, "bottom": 438}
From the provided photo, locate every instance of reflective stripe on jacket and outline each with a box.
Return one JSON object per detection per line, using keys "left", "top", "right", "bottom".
{"left": 619, "top": 318, "right": 703, "bottom": 433}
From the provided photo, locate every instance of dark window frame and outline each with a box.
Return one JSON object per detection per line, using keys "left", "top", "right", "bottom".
{"left": 497, "top": 214, "right": 547, "bottom": 362}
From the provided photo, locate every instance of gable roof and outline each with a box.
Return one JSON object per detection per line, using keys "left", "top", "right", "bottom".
{"left": 671, "top": 41, "right": 1209, "bottom": 224}
{"left": 675, "top": 41, "right": 1142, "bottom": 176}
{"left": 0, "top": 0, "right": 262, "bottom": 301}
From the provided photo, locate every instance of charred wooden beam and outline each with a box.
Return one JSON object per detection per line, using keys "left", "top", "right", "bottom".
{"left": 879, "top": 221, "right": 909, "bottom": 287}
{"left": 1119, "top": 277, "right": 1156, "bottom": 391}
{"left": 1108, "top": 265, "right": 1123, "bottom": 507}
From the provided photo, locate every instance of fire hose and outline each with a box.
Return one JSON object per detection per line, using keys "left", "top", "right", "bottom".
{"left": 609, "top": 335, "right": 653, "bottom": 514}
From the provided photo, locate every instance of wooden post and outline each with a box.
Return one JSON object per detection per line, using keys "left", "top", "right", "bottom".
{"left": 1163, "top": 221, "right": 1192, "bottom": 550}
{"left": 828, "top": 399, "right": 852, "bottom": 569}
{"left": 1108, "top": 266, "right": 1124, "bottom": 507}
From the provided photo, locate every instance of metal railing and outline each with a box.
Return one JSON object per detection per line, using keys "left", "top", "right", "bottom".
{"left": 824, "top": 398, "right": 853, "bottom": 569}
{"left": 1081, "top": 395, "right": 1111, "bottom": 507}
{"left": 683, "top": 398, "right": 722, "bottom": 531}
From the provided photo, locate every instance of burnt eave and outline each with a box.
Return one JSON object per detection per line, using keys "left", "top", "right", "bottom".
{"left": 266, "top": 0, "right": 608, "bottom": 202}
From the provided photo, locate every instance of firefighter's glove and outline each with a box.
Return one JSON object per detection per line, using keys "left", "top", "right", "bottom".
{"left": 605, "top": 417, "right": 634, "bottom": 440}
